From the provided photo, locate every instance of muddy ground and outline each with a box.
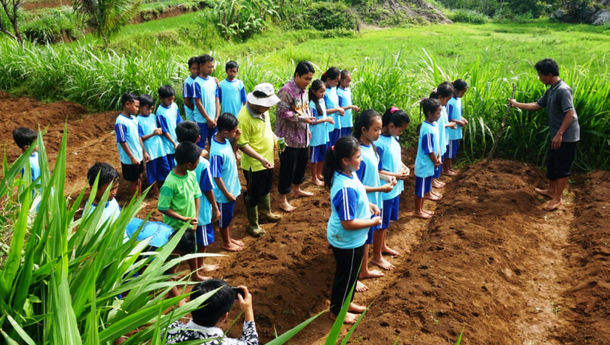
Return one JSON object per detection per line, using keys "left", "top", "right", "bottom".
{"left": 1, "top": 93, "right": 608, "bottom": 344}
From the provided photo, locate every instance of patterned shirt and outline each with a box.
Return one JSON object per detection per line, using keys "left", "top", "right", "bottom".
{"left": 275, "top": 79, "right": 310, "bottom": 148}
{"left": 166, "top": 320, "right": 258, "bottom": 345}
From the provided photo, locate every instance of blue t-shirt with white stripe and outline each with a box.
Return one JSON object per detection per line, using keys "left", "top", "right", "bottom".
{"left": 183, "top": 76, "right": 196, "bottom": 121}
{"left": 29, "top": 152, "right": 40, "bottom": 182}
{"left": 437, "top": 105, "right": 449, "bottom": 155}
{"left": 324, "top": 86, "right": 341, "bottom": 132}
{"left": 193, "top": 76, "right": 219, "bottom": 124}
{"left": 414, "top": 121, "right": 439, "bottom": 178}
{"left": 375, "top": 134, "right": 404, "bottom": 200}
{"left": 138, "top": 114, "right": 166, "bottom": 160}
{"left": 446, "top": 96, "right": 463, "bottom": 140}
{"left": 156, "top": 103, "right": 182, "bottom": 155}
{"left": 194, "top": 156, "right": 214, "bottom": 225}
{"left": 356, "top": 144, "right": 383, "bottom": 209}
{"left": 210, "top": 137, "right": 241, "bottom": 204}
{"left": 115, "top": 114, "right": 143, "bottom": 164}
{"left": 309, "top": 99, "right": 329, "bottom": 147}
{"left": 219, "top": 78, "right": 247, "bottom": 117}
{"left": 327, "top": 171, "right": 371, "bottom": 249}
{"left": 337, "top": 87, "right": 353, "bottom": 129}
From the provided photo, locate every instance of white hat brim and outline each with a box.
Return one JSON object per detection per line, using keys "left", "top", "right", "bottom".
{"left": 247, "top": 93, "right": 280, "bottom": 107}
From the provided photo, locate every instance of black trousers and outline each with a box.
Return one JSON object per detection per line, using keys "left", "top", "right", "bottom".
{"left": 546, "top": 142, "right": 577, "bottom": 181}
{"left": 277, "top": 147, "right": 308, "bottom": 195}
{"left": 242, "top": 168, "right": 273, "bottom": 206}
{"left": 330, "top": 244, "right": 365, "bottom": 315}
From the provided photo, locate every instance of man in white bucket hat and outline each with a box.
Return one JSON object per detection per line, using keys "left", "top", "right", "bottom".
{"left": 237, "top": 83, "right": 282, "bottom": 237}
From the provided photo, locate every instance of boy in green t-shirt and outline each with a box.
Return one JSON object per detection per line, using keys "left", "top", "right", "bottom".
{"left": 158, "top": 141, "right": 204, "bottom": 297}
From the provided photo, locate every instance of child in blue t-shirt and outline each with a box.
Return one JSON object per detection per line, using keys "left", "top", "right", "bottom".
{"left": 12, "top": 127, "right": 41, "bottom": 183}
{"left": 219, "top": 60, "right": 247, "bottom": 117}
{"left": 353, "top": 110, "right": 397, "bottom": 290}
{"left": 176, "top": 120, "right": 222, "bottom": 276}
{"left": 156, "top": 85, "right": 182, "bottom": 170}
{"left": 115, "top": 93, "right": 148, "bottom": 197}
{"left": 193, "top": 54, "right": 220, "bottom": 150}
{"left": 210, "top": 113, "right": 243, "bottom": 252}
{"left": 414, "top": 98, "right": 443, "bottom": 219}
{"left": 138, "top": 94, "right": 170, "bottom": 196}
{"left": 374, "top": 107, "right": 410, "bottom": 271}
{"left": 308, "top": 79, "right": 334, "bottom": 186}
{"left": 337, "top": 70, "right": 360, "bottom": 137}
{"left": 322, "top": 67, "right": 345, "bottom": 146}
{"left": 429, "top": 82, "right": 457, "bottom": 191}
{"left": 183, "top": 57, "right": 199, "bottom": 121}
{"left": 323, "top": 136, "right": 381, "bottom": 325}
{"left": 444, "top": 79, "right": 469, "bottom": 176}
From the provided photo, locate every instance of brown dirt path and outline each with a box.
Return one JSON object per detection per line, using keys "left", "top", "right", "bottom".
{"left": 0, "top": 93, "right": 608, "bottom": 344}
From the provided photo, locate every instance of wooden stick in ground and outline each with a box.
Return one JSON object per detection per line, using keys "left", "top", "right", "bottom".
{"left": 487, "top": 83, "right": 517, "bottom": 161}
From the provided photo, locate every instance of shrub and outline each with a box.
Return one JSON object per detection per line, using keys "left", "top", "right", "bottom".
{"left": 21, "top": 7, "right": 83, "bottom": 44}
{"left": 304, "top": 2, "right": 358, "bottom": 31}
{"left": 450, "top": 9, "right": 489, "bottom": 24}
{"left": 214, "top": 0, "right": 279, "bottom": 41}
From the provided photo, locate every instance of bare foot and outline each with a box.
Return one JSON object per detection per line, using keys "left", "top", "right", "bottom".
{"left": 414, "top": 211, "right": 432, "bottom": 219}
{"left": 426, "top": 193, "right": 442, "bottom": 201}
{"left": 371, "top": 258, "right": 395, "bottom": 271}
{"left": 330, "top": 312, "right": 359, "bottom": 324}
{"left": 317, "top": 174, "right": 324, "bottom": 181}
{"left": 201, "top": 263, "right": 219, "bottom": 272}
{"left": 178, "top": 298, "right": 187, "bottom": 308}
{"left": 359, "top": 269, "right": 384, "bottom": 279}
{"left": 348, "top": 302, "right": 366, "bottom": 314}
{"left": 278, "top": 200, "right": 296, "bottom": 212}
{"left": 423, "top": 209, "right": 435, "bottom": 216}
{"left": 535, "top": 187, "right": 552, "bottom": 199}
{"left": 222, "top": 243, "right": 244, "bottom": 252}
{"left": 432, "top": 179, "right": 446, "bottom": 188}
{"left": 543, "top": 199, "right": 561, "bottom": 211}
{"left": 356, "top": 280, "right": 368, "bottom": 292}
{"left": 294, "top": 188, "right": 313, "bottom": 197}
{"left": 444, "top": 169, "right": 458, "bottom": 176}
{"left": 382, "top": 246, "right": 399, "bottom": 257}
{"left": 231, "top": 238, "right": 244, "bottom": 247}
{"left": 312, "top": 178, "right": 324, "bottom": 186}
{"left": 192, "top": 273, "right": 212, "bottom": 282}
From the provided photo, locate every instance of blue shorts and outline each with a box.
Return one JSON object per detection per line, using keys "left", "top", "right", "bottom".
{"left": 381, "top": 196, "right": 399, "bottom": 229}
{"left": 197, "top": 122, "right": 217, "bottom": 149}
{"left": 196, "top": 223, "right": 214, "bottom": 247}
{"left": 329, "top": 129, "right": 341, "bottom": 146}
{"left": 365, "top": 215, "right": 382, "bottom": 244}
{"left": 146, "top": 156, "right": 171, "bottom": 184}
{"left": 444, "top": 140, "right": 459, "bottom": 159}
{"left": 217, "top": 201, "right": 235, "bottom": 228}
{"left": 340, "top": 127, "right": 352, "bottom": 137}
{"left": 309, "top": 144, "right": 328, "bottom": 163}
{"left": 166, "top": 153, "right": 175, "bottom": 170}
{"left": 434, "top": 164, "right": 443, "bottom": 178}
{"left": 414, "top": 176, "right": 433, "bottom": 198}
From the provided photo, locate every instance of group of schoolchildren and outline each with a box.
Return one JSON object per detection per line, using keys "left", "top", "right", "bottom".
{"left": 11, "top": 53, "right": 469, "bottom": 328}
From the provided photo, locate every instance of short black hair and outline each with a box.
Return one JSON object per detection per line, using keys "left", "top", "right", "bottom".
{"left": 174, "top": 141, "right": 202, "bottom": 165}
{"left": 294, "top": 61, "right": 314, "bottom": 77}
{"left": 121, "top": 92, "right": 138, "bottom": 107}
{"left": 176, "top": 120, "right": 200, "bottom": 144}
{"left": 12, "top": 127, "right": 37, "bottom": 149}
{"left": 139, "top": 94, "right": 154, "bottom": 108}
{"left": 225, "top": 60, "right": 239, "bottom": 71}
{"left": 216, "top": 113, "right": 238, "bottom": 132}
{"left": 87, "top": 162, "right": 119, "bottom": 187}
{"left": 198, "top": 54, "right": 214, "bottom": 64}
{"left": 158, "top": 85, "right": 175, "bottom": 99}
{"left": 188, "top": 56, "right": 199, "bottom": 68}
{"left": 535, "top": 58, "right": 559, "bottom": 76}
{"left": 191, "top": 279, "right": 235, "bottom": 327}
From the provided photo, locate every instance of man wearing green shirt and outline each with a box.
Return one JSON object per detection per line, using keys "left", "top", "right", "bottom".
{"left": 237, "top": 83, "right": 281, "bottom": 237}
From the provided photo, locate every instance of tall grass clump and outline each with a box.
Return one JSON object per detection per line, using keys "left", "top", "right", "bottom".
{"left": 449, "top": 9, "right": 489, "bottom": 24}
{"left": 0, "top": 40, "right": 184, "bottom": 110}
{"left": 0, "top": 130, "right": 216, "bottom": 344}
